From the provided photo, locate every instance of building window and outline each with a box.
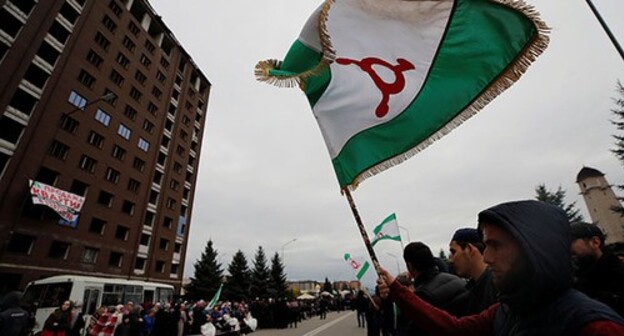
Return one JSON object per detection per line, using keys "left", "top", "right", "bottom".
{"left": 151, "top": 86, "right": 162, "bottom": 100}
{"left": 48, "top": 141, "right": 70, "bottom": 160}
{"left": 115, "top": 225, "right": 129, "bottom": 241}
{"left": 128, "top": 21, "right": 140, "bottom": 35}
{"left": 109, "top": 70, "right": 124, "bottom": 87}
{"left": 139, "top": 233, "right": 150, "bottom": 246}
{"left": 122, "top": 36, "right": 135, "bottom": 52}
{"left": 121, "top": 200, "right": 135, "bottom": 215}
{"left": 70, "top": 179, "right": 89, "bottom": 196}
{"left": 89, "top": 218, "right": 106, "bottom": 235}
{"left": 155, "top": 260, "right": 165, "bottom": 273}
{"left": 60, "top": 115, "right": 79, "bottom": 134}
{"left": 58, "top": 2, "right": 80, "bottom": 24}
{"left": 134, "top": 257, "right": 146, "bottom": 270}
{"left": 81, "top": 247, "right": 99, "bottom": 264}
{"left": 7, "top": 233, "right": 35, "bottom": 255}
{"left": 174, "top": 243, "right": 182, "bottom": 254}
{"left": 103, "top": 89, "right": 118, "bottom": 106}
{"left": 102, "top": 15, "right": 117, "bottom": 33}
{"left": 117, "top": 124, "right": 131, "bottom": 140}
{"left": 78, "top": 70, "right": 96, "bottom": 89}
{"left": 141, "top": 211, "right": 155, "bottom": 229}
{"left": 78, "top": 155, "right": 97, "bottom": 173}
{"left": 93, "top": 109, "right": 110, "bottom": 127}
{"left": 183, "top": 188, "right": 190, "bottom": 200}
{"left": 161, "top": 136, "right": 170, "bottom": 149}
{"left": 156, "top": 71, "right": 166, "bottom": 83}
{"left": 144, "top": 40, "right": 155, "bottom": 54}
{"left": 134, "top": 70, "right": 146, "bottom": 85}
{"left": 49, "top": 241, "right": 71, "bottom": 260}
{"left": 0, "top": 8, "right": 23, "bottom": 39}
{"left": 157, "top": 152, "right": 167, "bottom": 166}
{"left": 7, "top": 0, "right": 37, "bottom": 16}
{"left": 176, "top": 145, "right": 185, "bottom": 157}
{"left": 127, "top": 178, "right": 140, "bottom": 193}
{"left": 94, "top": 31, "right": 111, "bottom": 51}
{"left": 49, "top": 21, "right": 71, "bottom": 45}
{"left": 109, "top": 252, "right": 123, "bottom": 268}
{"left": 115, "top": 52, "right": 130, "bottom": 69}
{"left": 140, "top": 54, "right": 151, "bottom": 68}
{"left": 87, "top": 131, "right": 105, "bottom": 149}
{"left": 111, "top": 145, "right": 126, "bottom": 160}
{"left": 86, "top": 50, "right": 104, "bottom": 69}
{"left": 160, "top": 57, "right": 170, "bottom": 69}
{"left": 97, "top": 190, "right": 113, "bottom": 207}
{"left": 153, "top": 171, "right": 163, "bottom": 185}
{"left": 36, "top": 40, "right": 61, "bottom": 66}
{"left": 105, "top": 167, "right": 120, "bottom": 184}
{"left": 148, "top": 190, "right": 159, "bottom": 205}
{"left": 65, "top": 92, "right": 87, "bottom": 112}
{"left": 108, "top": 0, "right": 123, "bottom": 17}
{"left": 170, "top": 179, "right": 180, "bottom": 191}
{"left": 180, "top": 130, "right": 188, "bottom": 142}
{"left": 163, "top": 216, "right": 173, "bottom": 229}
{"left": 142, "top": 120, "right": 154, "bottom": 133}
{"left": 129, "top": 87, "right": 142, "bottom": 102}
{"left": 137, "top": 137, "right": 149, "bottom": 152}
{"left": 182, "top": 115, "right": 191, "bottom": 127}
{"left": 147, "top": 102, "right": 158, "bottom": 115}
{"left": 120, "top": 106, "right": 136, "bottom": 122}
{"left": 159, "top": 238, "right": 169, "bottom": 251}
{"left": 8, "top": 88, "right": 38, "bottom": 116}
{"left": 173, "top": 162, "right": 182, "bottom": 174}
{"left": 133, "top": 157, "right": 145, "bottom": 172}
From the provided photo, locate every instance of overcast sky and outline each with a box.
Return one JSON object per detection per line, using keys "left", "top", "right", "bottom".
{"left": 147, "top": 0, "right": 624, "bottom": 287}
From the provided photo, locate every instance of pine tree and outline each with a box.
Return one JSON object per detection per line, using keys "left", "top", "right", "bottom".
{"left": 534, "top": 184, "right": 584, "bottom": 223}
{"left": 611, "top": 81, "right": 624, "bottom": 215}
{"left": 185, "top": 240, "right": 224, "bottom": 300}
{"left": 250, "top": 246, "right": 270, "bottom": 299}
{"left": 268, "top": 252, "right": 288, "bottom": 299}
{"left": 224, "top": 250, "right": 251, "bottom": 302}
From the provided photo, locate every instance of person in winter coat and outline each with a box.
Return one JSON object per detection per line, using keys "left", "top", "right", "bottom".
{"left": 0, "top": 291, "right": 31, "bottom": 336}
{"left": 42, "top": 300, "right": 72, "bottom": 336}
{"left": 570, "top": 221, "right": 624, "bottom": 317}
{"left": 378, "top": 200, "right": 624, "bottom": 335}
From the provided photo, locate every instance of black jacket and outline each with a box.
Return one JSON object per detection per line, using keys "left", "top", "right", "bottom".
{"left": 575, "top": 251, "right": 624, "bottom": 317}
{"left": 0, "top": 292, "right": 31, "bottom": 336}
{"left": 464, "top": 267, "right": 498, "bottom": 316}
{"left": 478, "top": 200, "right": 624, "bottom": 335}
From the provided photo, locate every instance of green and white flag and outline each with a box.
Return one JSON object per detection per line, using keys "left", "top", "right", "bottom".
{"left": 207, "top": 284, "right": 223, "bottom": 309}
{"left": 371, "top": 213, "right": 401, "bottom": 246}
{"left": 344, "top": 253, "right": 370, "bottom": 280}
{"left": 256, "top": 0, "right": 548, "bottom": 190}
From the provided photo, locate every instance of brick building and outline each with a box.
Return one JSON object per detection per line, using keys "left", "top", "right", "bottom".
{"left": 0, "top": 0, "right": 210, "bottom": 293}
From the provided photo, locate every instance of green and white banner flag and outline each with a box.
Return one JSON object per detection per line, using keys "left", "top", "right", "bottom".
{"left": 371, "top": 213, "right": 401, "bottom": 246}
{"left": 207, "top": 284, "right": 223, "bottom": 309}
{"left": 344, "top": 253, "right": 370, "bottom": 280}
{"left": 256, "top": 0, "right": 548, "bottom": 190}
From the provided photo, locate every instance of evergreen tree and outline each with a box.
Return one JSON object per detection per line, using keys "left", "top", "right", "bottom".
{"left": 611, "top": 81, "right": 624, "bottom": 215}
{"left": 268, "top": 252, "right": 288, "bottom": 299}
{"left": 185, "top": 240, "right": 224, "bottom": 300}
{"left": 534, "top": 184, "right": 584, "bottom": 223}
{"left": 250, "top": 246, "right": 270, "bottom": 299}
{"left": 438, "top": 249, "right": 448, "bottom": 261}
{"left": 224, "top": 250, "right": 251, "bottom": 302}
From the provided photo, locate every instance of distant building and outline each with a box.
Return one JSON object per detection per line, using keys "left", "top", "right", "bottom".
{"left": 288, "top": 280, "right": 321, "bottom": 295}
{"left": 576, "top": 167, "right": 624, "bottom": 244}
{"left": 0, "top": 0, "right": 210, "bottom": 294}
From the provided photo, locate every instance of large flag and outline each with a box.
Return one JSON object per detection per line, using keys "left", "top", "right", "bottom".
{"left": 256, "top": 0, "right": 548, "bottom": 190}
{"left": 207, "top": 283, "right": 223, "bottom": 309}
{"left": 371, "top": 213, "right": 401, "bottom": 246}
{"left": 344, "top": 253, "right": 370, "bottom": 280}
{"left": 29, "top": 180, "right": 85, "bottom": 222}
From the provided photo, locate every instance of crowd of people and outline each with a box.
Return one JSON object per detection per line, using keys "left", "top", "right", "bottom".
{"left": 367, "top": 200, "right": 624, "bottom": 335}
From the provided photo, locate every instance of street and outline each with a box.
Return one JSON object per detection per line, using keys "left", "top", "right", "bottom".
{"left": 253, "top": 311, "right": 366, "bottom": 336}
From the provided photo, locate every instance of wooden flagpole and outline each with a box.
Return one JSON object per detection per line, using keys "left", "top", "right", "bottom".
{"left": 585, "top": 0, "right": 624, "bottom": 62}
{"left": 343, "top": 188, "right": 382, "bottom": 277}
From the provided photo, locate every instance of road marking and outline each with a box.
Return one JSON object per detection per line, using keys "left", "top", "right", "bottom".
{"left": 302, "top": 312, "right": 355, "bottom": 336}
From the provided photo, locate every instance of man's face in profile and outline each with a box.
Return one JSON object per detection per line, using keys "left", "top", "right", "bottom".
{"left": 481, "top": 223, "right": 531, "bottom": 294}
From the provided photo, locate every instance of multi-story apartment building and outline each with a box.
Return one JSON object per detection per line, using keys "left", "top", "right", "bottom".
{"left": 0, "top": 0, "right": 210, "bottom": 293}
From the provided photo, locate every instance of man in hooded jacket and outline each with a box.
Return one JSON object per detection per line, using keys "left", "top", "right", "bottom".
{"left": 377, "top": 200, "right": 624, "bottom": 335}
{"left": 0, "top": 291, "right": 31, "bottom": 336}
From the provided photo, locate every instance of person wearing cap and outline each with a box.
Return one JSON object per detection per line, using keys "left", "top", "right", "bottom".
{"left": 449, "top": 228, "right": 498, "bottom": 315}
{"left": 377, "top": 200, "right": 624, "bottom": 335}
{"left": 570, "top": 221, "right": 624, "bottom": 317}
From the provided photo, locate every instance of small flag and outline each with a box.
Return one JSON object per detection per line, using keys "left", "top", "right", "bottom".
{"left": 371, "top": 213, "right": 401, "bottom": 246}
{"left": 344, "top": 253, "right": 370, "bottom": 280}
{"left": 256, "top": 0, "right": 549, "bottom": 190}
{"left": 207, "top": 284, "right": 223, "bottom": 309}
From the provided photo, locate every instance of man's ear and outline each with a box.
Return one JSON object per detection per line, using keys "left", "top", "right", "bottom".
{"left": 589, "top": 236, "right": 602, "bottom": 250}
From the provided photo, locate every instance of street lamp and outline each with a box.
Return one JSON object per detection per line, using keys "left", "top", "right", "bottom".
{"left": 387, "top": 252, "right": 401, "bottom": 274}
{"left": 281, "top": 238, "right": 297, "bottom": 261}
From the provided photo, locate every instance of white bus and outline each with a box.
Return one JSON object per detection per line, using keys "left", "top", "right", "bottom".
{"left": 22, "top": 275, "right": 174, "bottom": 334}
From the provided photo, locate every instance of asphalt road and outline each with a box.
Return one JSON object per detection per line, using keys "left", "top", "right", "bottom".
{"left": 252, "top": 310, "right": 367, "bottom": 336}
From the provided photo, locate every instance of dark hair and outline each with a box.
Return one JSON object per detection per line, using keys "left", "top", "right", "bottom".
{"left": 570, "top": 222, "right": 606, "bottom": 247}
{"left": 403, "top": 242, "right": 435, "bottom": 273}
{"left": 457, "top": 241, "right": 486, "bottom": 254}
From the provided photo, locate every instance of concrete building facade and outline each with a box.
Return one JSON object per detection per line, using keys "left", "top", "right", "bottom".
{"left": 0, "top": 0, "right": 210, "bottom": 293}
{"left": 576, "top": 167, "right": 624, "bottom": 244}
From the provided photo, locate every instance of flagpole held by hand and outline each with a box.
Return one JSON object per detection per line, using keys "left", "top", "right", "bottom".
{"left": 343, "top": 188, "right": 383, "bottom": 277}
